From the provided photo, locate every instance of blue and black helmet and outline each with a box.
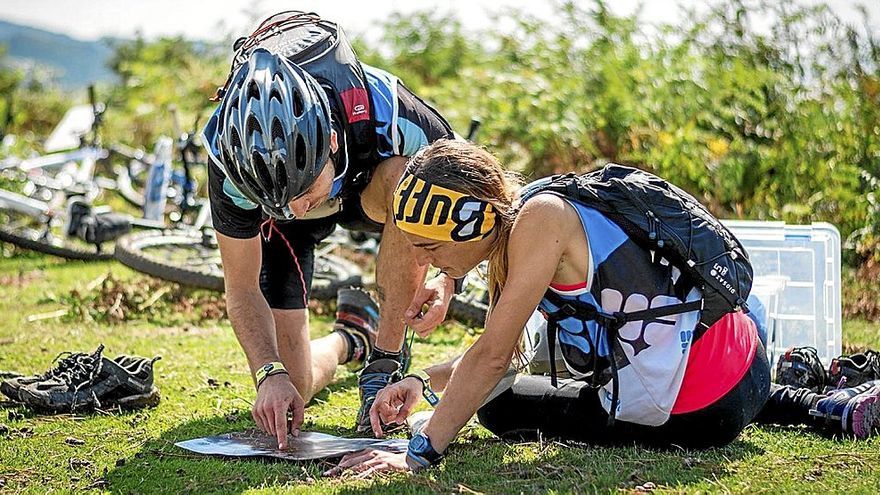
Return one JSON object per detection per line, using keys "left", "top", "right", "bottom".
{"left": 215, "top": 48, "right": 332, "bottom": 219}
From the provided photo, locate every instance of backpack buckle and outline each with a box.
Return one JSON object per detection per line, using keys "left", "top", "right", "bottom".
{"left": 560, "top": 304, "right": 577, "bottom": 318}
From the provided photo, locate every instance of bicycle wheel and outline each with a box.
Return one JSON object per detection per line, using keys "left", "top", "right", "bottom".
{"left": 114, "top": 230, "right": 363, "bottom": 299}
{"left": 114, "top": 230, "right": 224, "bottom": 290}
{"left": 0, "top": 205, "right": 114, "bottom": 261}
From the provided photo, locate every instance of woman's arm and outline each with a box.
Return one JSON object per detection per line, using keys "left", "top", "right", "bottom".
{"left": 423, "top": 195, "right": 573, "bottom": 453}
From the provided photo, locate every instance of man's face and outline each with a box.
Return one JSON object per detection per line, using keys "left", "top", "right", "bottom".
{"left": 286, "top": 130, "right": 338, "bottom": 218}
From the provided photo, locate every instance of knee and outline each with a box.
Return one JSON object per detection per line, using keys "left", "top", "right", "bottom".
{"left": 476, "top": 390, "right": 539, "bottom": 442}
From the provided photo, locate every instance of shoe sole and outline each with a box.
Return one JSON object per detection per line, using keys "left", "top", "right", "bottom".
{"left": 849, "top": 387, "right": 880, "bottom": 439}
{"left": 1, "top": 380, "right": 21, "bottom": 401}
{"left": 105, "top": 387, "right": 161, "bottom": 410}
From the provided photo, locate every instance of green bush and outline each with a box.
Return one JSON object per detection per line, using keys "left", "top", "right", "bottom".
{"left": 1, "top": 0, "right": 878, "bottom": 259}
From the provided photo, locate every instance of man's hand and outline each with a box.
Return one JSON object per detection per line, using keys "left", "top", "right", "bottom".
{"left": 369, "top": 376, "right": 423, "bottom": 437}
{"left": 404, "top": 273, "right": 455, "bottom": 337}
{"left": 252, "top": 374, "right": 305, "bottom": 449}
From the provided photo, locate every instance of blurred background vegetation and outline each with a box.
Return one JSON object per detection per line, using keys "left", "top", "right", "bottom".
{"left": 1, "top": 0, "right": 878, "bottom": 265}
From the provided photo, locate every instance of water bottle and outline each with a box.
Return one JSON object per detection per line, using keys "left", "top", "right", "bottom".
{"left": 143, "top": 137, "right": 173, "bottom": 221}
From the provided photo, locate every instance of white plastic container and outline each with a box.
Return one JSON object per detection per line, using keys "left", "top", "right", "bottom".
{"left": 724, "top": 220, "right": 843, "bottom": 371}
{"left": 521, "top": 220, "right": 843, "bottom": 377}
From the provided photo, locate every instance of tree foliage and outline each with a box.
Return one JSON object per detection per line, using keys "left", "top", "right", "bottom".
{"left": 1, "top": 0, "right": 878, "bottom": 259}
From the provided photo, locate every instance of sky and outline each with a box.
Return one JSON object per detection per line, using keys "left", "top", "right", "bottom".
{"left": 0, "top": 0, "right": 877, "bottom": 42}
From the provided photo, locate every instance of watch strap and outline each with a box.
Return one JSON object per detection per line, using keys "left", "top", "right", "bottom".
{"left": 406, "top": 432, "right": 443, "bottom": 469}
{"left": 255, "top": 361, "right": 289, "bottom": 388}
{"left": 405, "top": 370, "right": 439, "bottom": 406}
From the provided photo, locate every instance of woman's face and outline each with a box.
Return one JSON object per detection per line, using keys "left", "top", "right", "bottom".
{"left": 403, "top": 231, "right": 495, "bottom": 278}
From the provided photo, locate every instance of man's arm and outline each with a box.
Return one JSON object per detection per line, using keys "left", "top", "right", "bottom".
{"left": 216, "top": 232, "right": 305, "bottom": 449}
{"left": 361, "top": 156, "right": 458, "bottom": 349}
{"left": 216, "top": 233, "right": 279, "bottom": 374}
{"left": 372, "top": 212, "right": 428, "bottom": 351}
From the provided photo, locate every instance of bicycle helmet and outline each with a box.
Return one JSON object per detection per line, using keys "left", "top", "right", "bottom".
{"left": 216, "top": 47, "right": 332, "bottom": 219}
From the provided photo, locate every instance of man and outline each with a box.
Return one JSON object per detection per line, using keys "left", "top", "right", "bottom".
{"left": 202, "top": 14, "right": 460, "bottom": 447}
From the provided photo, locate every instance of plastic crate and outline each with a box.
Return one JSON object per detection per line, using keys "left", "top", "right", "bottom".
{"left": 724, "top": 220, "right": 842, "bottom": 371}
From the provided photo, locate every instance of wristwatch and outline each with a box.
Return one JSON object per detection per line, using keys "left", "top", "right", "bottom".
{"left": 405, "top": 369, "right": 439, "bottom": 406}
{"left": 255, "top": 361, "right": 289, "bottom": 389}
{"left": 406, "top": 432, "right": 443, "bottom": 470}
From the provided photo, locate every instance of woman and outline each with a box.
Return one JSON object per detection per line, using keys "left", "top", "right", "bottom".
{"left": 327, "top": 139, "right": 879, "bottom": 476}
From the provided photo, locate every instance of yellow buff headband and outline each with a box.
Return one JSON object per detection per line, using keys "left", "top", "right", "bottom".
{"left": 392, "top": 173, "right": 496, "bottom": 242}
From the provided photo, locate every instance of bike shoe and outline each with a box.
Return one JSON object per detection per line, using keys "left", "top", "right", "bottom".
{"left": 828, "top": 350, "right": 880, "bottom": 389}
{"left": 2, "top": 352, "right": 150, "bottom": 402}
{"left": 775, "top": 346, "right": 827, "bottom": 392}
{"left": 810, "top": 380, "right": 880, "bottom": 439}
{"left": 18, "top": 345, "right": 161, "bottom": 412}
{"left": 355, "top": 357, "right": 404, "bottom": 435}
{"left": 334, "top": 288, "right": 380, "bottom": 371}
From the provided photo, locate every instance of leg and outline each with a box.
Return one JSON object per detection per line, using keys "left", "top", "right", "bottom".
{"left": 759, "top": 379, "right": 880, "bottom": 439}
{"left": 477, "top": 375, "right": 617, "bottom": 443}
{"left": 478, "top": 342, "right": 771, "bottom": 449}
{"left": 753, "top": 383, "right": 821, "bottom": 426}
{"left": 260, "top": 216, "right": 340, "bottom": 402}
{"left": 273, "top": 308, "right": 349, "bottom": 402}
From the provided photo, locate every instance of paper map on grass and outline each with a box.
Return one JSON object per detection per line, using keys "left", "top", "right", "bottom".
{"left": 175, "top": 431, "right": 407, "bottom": 461}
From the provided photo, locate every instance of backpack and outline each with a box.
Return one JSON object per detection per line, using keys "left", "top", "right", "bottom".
{"left": 521, "top": 164, "right": 753, "bottom": 422}
{"left": 212, "top": 11, "right": 378, "bottom": 192}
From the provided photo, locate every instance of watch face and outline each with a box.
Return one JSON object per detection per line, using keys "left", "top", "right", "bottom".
{"left": 262, "top": 364, "right": 274, "bottom": 372}
{"left": 409, "top": 433, "right": 429, "bottom": 453}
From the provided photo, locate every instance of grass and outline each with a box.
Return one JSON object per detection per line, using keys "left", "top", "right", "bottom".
{"left": 0, "top": 250, "right": 879, "bottom": 494}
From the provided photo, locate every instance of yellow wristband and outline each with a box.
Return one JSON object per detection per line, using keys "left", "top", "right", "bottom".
{"left": 255, "top": 361, "right": 288, "bottom": 388}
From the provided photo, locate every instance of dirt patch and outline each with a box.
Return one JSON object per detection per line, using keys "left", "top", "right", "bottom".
{"left": 43, "top": 273, "right": 227, "bottom": 326}
{"left": 0, "top": 270, "right": 44, "bottom": 288}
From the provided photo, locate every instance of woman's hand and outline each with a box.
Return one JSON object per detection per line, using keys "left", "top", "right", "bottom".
{"left": 404, "top": 273, "right": 455, "bottom": 336}
{"left": 370, "top": 376, "right": 424, "bottom": 437}
{"left": 324, "top": 449, "right": 411, "bottom": 477}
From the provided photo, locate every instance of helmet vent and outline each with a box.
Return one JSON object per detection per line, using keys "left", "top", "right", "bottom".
{"left": 295, "top": 135, "right": 306, "bottom": 171}
{"left": 292, "top": 90, "right": 304, "bottom": 118}
{"left": 252, "top": 152, "right": 274, "bottom": 192}
{"left": 230, "top": 127, "right": 242, "bottom": 149}
{"left": 275, "top": 160, "right": 289, "bottom": 194}
{"left": 223, "top": 150, "right": 241, "bottom": 179}
{"left": 315, "top": 121, "right": 324, "bottom": 158}
{"left": 247, "top": 115, "right": 262, "bottom": 136}
{"left": 271, "top": 118, "right": 285, "bottom": 143}
{"left": 247, "top": 81, "right": 261, "bottom": 100}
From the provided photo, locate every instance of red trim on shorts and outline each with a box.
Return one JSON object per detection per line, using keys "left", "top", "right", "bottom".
{"left": 671, "top": 311, "right": 758, "bottom": 415}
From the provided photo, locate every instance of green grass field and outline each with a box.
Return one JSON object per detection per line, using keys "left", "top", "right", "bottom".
{"left": 1, "top": 252, "right": 878, "bottom": 494}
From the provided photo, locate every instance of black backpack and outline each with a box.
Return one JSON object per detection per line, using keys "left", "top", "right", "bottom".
{"left": 522, "top": 164, "right": 753, "bottom": 422}
{"left": 213, "top": 11, "right": 378, "bottom": 193}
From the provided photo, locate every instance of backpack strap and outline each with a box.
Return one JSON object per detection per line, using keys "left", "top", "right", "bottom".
{"left": 541, "top": 289, "right": 703, "bottom": 425}
{"left": 542, "top": 290, "right": 703, "bottom": 334}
